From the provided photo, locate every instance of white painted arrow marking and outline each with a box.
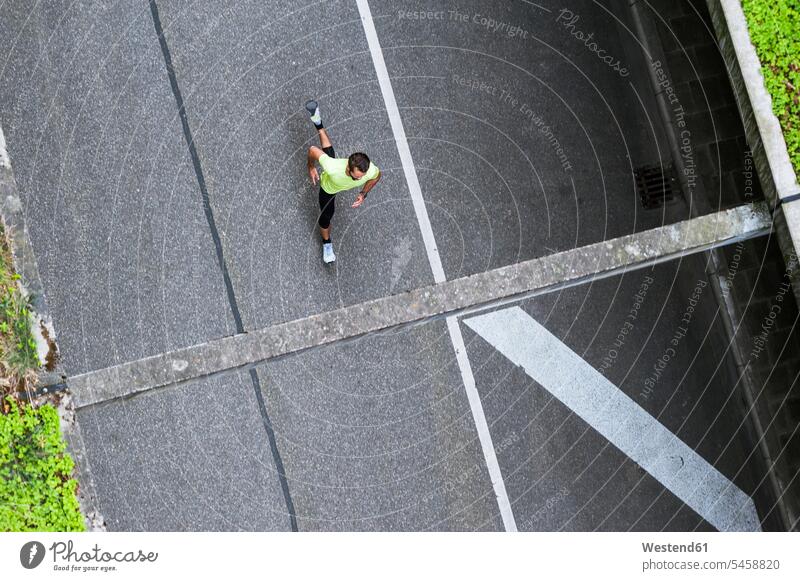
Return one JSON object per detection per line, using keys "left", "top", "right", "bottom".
{"left": 464, "top": 306, "right": 761, "bottom": 532}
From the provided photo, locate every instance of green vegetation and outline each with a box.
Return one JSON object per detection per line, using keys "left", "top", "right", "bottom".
{"left": 0, "top": 222, "right": 83, "bottom": 531}
{"left": 0, "top": 397, "right": 85, "bottom": 531}
{"left": 742, "top": 0, "right": 800, "bottom": 175}
{"left": 0, "top": 224, "right": 40, "bottom": 390}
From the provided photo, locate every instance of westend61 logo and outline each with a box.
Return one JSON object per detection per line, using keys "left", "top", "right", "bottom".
{"left": 19, "top": 540, "right": 158, "bottom": 572}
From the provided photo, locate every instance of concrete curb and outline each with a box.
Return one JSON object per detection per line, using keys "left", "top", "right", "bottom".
{"left": 0, "top": 126, "right": 61, "bottom": 382}
{"left": 0, "top": 124, "right": 106, "bottom": 531}
{"left": 68, "top": 203, "right": 772, "bottom": 409}
{"left": 706, "top": 0, "right": 800, "bottom": 296}
{"left": 57, "top": 393, "right": 107, "bottom": 531}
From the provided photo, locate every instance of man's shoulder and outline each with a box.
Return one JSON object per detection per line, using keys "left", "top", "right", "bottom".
{"left": 319, "top": 154, "right": 345, "bottom": 170}
{"left": 321, "top": 154, "right": 346, "bottom": 164}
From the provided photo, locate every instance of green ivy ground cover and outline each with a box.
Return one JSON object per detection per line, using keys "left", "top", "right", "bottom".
{"left": 0, "top": 397, "right": 85, "bottom": 531}
{"left": 0, "top": 223, "right": 84, "bottom": 531}
{"left": 742, "top": 0, "right": 800, "bottom": 175}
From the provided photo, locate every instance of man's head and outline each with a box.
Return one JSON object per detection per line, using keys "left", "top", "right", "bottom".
{"left": 347, "top": 152, "right": 370, "bottom": 180}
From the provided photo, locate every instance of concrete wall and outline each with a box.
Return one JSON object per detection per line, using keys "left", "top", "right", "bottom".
{"left": 706, "top": 0, "right": 800, "bottom": 530}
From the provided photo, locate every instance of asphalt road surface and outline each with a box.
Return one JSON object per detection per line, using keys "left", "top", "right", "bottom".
{"left": 0, "top": 0, "right": 769, "bottom": 530}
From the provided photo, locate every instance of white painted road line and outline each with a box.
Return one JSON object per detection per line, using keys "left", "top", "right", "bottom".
{"left": 0, "top": 125, "right": 10, "bottom": 168}
{"left": 447, "top": 317, "right": 518, "bottom": 529}
{"left": 465, "top": 306, "right": 762, "bottom": 532}
{"left": 356, "top": 0, "right": 518, "bottom": 531}
{"left": 355, "top": 0, "right": 444, "bottom": 284}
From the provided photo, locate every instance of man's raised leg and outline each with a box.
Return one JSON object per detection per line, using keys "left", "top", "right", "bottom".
{"left": 318, "top": 128, "right": 332, "bottom": 150}
{"left": 306, "top": 100, "right": 336, "bottom": 263}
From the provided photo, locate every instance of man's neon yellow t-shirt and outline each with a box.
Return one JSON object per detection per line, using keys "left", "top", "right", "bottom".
{"left": 319, "top": 154, "right": 379, "bottom": 194}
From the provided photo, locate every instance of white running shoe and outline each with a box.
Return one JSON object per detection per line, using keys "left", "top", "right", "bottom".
{"left": 322, "top": 242, "right": 336, "bottom": 264}
{"left": 305, "top": 100, "right": 322, "bottom": 127}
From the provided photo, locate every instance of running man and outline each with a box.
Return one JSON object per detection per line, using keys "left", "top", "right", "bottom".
{"left": 305, "top": 100, "right": 381, "bottom": 263}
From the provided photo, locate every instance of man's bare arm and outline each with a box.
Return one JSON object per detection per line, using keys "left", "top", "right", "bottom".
{"left": 307, "top": 146, "right": 324, "bottom": 184}
{"left": 362, "top": 171, "right": 381, "bottom": 195}
{"left": 352, "top": 171, "right": 381, "bottom": 208}
{"left": 307, "top": 146, "right": 324, "bottom": 165}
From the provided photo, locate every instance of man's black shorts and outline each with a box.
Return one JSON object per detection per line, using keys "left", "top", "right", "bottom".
{"left": 318, "top": 145, "right": 336, "bottom": 229}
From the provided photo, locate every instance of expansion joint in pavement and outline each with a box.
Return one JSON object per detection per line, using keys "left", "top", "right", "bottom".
{"left": 67, "top": 203, "right": 772, "bottom": 408}
{"left": 148, "top": 0, "right": 297, "bottom": 531}
{"left": 148, "top": 0, "right": 243, "bottom": 333}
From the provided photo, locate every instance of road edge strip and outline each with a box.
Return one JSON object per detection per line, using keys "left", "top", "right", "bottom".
{"left": 0, "top": 123, "right": 107, "bottom": 531}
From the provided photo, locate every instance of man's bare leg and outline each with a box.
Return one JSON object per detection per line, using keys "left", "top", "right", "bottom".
{"left": 318, "top": 127, "right": 332, "bottom": 150}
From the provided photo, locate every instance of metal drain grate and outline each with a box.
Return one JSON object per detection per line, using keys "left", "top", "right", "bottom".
{"left": 635, "top": 165, "right": 677, "bottom": 209}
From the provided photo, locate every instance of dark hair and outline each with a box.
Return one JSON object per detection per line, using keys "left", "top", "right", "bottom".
{"left": 348, "top": 152, "right": 370, "bottom": 173}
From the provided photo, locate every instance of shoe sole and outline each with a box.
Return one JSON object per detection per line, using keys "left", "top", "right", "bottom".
{"left": 305, "top": 100, "right": 318, "bottom": 114}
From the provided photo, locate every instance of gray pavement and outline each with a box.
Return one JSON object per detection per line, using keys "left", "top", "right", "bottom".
{"left": 0, "top": 0, "right": 776, "bottom": 530}
{"left": 0, "top": 0, "right": 235, "bottom": 375}
{"left": 77, "top": 370, "right": 292, "bottom": 531}
{"left": 254, "top": 322, "right": 503, "bottom": 530}
{"left": 156, "top": 0, "right": 434, "bottom": 327}
{"left": 371, "top": 0, "right": 682, "bottom": 272}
